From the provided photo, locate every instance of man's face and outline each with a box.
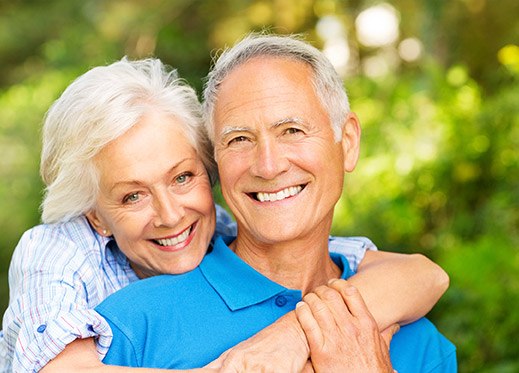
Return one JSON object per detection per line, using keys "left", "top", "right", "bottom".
{"left": 213, "top": 56, "right": 359, "bottom": 245}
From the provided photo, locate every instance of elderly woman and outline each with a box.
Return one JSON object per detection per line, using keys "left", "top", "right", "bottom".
{"left": 0, "top": 58, "right": 447, "bottom": 372}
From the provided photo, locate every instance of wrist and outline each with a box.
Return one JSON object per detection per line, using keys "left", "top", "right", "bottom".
{"left": 282, "top": 311, "right": 310, "bottom": 356}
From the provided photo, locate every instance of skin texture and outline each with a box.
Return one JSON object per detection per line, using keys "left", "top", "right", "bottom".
{"left": 86, "top": 110, "right": 216, "bottom": 278}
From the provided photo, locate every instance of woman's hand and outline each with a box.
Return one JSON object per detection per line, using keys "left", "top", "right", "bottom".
{"left": 211, "top": 312, "right": 312, "bottom": 373}
{"left": 295, "top": 280, "right": 398, "bottom": 373}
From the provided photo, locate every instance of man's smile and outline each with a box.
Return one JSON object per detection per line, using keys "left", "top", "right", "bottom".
{"left": 249, "top": 184, "right": 306, "bottom": 202}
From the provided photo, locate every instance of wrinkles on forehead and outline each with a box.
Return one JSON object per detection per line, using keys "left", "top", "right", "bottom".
{"left": 214, "top": 91, "right": 304, "bottom": 136}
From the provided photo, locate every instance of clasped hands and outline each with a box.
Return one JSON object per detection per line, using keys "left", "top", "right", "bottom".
{"left": 210, "top": 279, "right": 398, "bottom": 373}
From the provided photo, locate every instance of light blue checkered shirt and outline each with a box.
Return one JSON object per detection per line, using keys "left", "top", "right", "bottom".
{"left": 0, "top": 205, "right": 376, "bottom": 372}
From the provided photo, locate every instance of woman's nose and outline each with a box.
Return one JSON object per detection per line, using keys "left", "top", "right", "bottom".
{"left": 152, "top": 194, "right": 185, "bottom": 228}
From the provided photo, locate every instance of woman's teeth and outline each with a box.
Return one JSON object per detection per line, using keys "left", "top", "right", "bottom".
{"left": 155, "top": 227, "right": 191, "bottom": 246}
{"left": 256, "top": 185, "right": 302, "bottom": 202}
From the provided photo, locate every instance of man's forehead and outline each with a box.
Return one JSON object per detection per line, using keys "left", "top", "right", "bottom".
{"left": 211, "top": 56, "right": 321, "bottom": 138}
{"left": 218, "top": 55, "right": 312, "bottom": 87}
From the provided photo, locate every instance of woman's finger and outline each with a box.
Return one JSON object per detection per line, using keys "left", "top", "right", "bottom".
{"left": 295, "top": 300, "right": 324, "bottom": 350}
{"left": 329, "top": 280, "right": 373, "bottom": 321}
{"left": 313, "top": 284, "right": 354, "bottom": 325}
{"left": 381, "top": 323, "right": 400, "bottom": 348}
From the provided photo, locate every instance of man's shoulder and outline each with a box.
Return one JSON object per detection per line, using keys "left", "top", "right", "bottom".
{"left": 390, "top": 318, "right": 457, "bottom": 373}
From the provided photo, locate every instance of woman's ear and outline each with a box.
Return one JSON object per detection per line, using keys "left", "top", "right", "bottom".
{"left": 340, "top": 112, "right": 361, "bottom": 172}
{"left": 86, "top": 210, "right": 111, "bottom": 237}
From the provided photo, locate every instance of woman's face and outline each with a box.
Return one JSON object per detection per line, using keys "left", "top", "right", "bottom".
{"left": 87, "top": 110, "right": 216, "bottom": 278}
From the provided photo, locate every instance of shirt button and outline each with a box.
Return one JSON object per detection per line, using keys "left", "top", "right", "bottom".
{"left": 37, "top": 324, "right": 47, "bottom": 333}
{"left": 275, "top": 295, "right": 288, "bottom": 307}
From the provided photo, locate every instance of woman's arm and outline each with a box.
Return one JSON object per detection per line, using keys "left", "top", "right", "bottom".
{"left": 41, "top": 316, "right": 311, "bottom": 373}
{"left": 39, "top": 246, "right": 449, "bottom": 371}
{"left": 41, "top": 338, "right": 219, "bottom": 373}
{"left": 2, "top": 222, "right": 121, "bottom": 372}
{"left": 349, "top": 250, "right": 449, "bottom": 329}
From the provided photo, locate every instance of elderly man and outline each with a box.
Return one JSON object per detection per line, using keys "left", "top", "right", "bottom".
{"left": 92, "top": 34, "right": 456, "bottom": 372}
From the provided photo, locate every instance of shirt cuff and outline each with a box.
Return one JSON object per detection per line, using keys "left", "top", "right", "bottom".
{"left": 14, "top": 309, "right": 112, "bottom": 372}
{"left": 328, "top": 236, "right": 378, "bottom": 273}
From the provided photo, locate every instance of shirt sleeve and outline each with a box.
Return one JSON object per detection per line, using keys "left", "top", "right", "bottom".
{"left": 426, "top": 350, "right": 457, "bottom": 373}
{"left": 1, "top": 226, "right": 113, "bottom": 372}
{"left": 328, "top": 236, "right": 378, "bottom": 273}
{"left": 99, "top": 318, "right": 139, "bottom": 367}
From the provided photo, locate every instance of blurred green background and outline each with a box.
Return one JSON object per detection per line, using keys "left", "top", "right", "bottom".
{"left": 0, "top": 0, "right": 517, "bottom": 371}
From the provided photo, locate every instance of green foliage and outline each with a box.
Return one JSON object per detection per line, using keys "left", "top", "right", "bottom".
{"left": 434, "top": 235, "right": 519, "bottom": 371}
{"left": 0, "top": 0, "right": 518, "bottom": 370}
{"left": 332, "top": 59, "right": 518, "bottom": 371}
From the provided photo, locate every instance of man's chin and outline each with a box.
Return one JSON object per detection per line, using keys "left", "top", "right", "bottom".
{"left": 241, "top": 225, "right": 304, "bottom": 245}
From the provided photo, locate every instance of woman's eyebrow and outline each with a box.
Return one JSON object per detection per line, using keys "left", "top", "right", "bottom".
{"left": 109, "top": 158, "right": 194, "bottom": 192}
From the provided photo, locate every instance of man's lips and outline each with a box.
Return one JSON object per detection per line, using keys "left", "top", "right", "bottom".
{"left": 249, "top": 184, "right": 305, "bottom": 202}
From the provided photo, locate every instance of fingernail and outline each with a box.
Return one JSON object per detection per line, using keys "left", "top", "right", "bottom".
{"left": 296, "top": 301, "right": 305, "bottom": 308}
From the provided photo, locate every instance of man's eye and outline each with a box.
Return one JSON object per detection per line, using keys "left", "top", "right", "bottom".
{"left": 228, "top": 136, "right": 249, "bottom": 145}
{"left": 285, "top": 127, "right": 303, "bottom": 135}
{"left": 123, "top": 192, "right": 140, "bottom": 203}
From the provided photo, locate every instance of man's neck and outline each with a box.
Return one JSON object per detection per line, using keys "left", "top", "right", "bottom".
{"left": 231, "top": 230, "right": 342, "bottom": 295}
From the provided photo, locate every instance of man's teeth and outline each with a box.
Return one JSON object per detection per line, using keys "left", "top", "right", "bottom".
{"left": 256, "top": 186, "right": 302, "bottom": 202}
{"left": 156, "top": 227, "right": 191, "bottom": 246}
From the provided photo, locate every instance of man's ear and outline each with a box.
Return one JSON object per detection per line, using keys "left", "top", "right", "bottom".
{"left": 340, "top": 112, "right": 361, "bottom": 172}
{"left": 85, "top": 210, "right": 111, "bottom": 237}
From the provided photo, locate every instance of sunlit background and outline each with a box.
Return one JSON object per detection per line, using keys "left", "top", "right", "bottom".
{"left": 0, "top": 1, "right": 518, "bottom": 371}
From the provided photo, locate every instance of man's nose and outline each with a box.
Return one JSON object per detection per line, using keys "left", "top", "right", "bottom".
{"left": 152, "top": 192, "right": 185, "bottom": 228}
{"left": 250, "top": 139, "right": 290, "bottom": 179}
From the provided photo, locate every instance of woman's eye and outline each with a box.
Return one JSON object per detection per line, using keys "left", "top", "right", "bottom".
{"left": 123, "top": 192, "right": 140, "bottom": 203}
{"left": 176, "top": 172, "right": 192, "bottom": 184}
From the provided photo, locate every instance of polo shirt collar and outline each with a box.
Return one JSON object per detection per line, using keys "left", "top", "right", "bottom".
{"left": 199, "top": 236, "right": 290, "bottom": 311}
{"left": 199, "top": 236, "right": 354, "bottom": 311}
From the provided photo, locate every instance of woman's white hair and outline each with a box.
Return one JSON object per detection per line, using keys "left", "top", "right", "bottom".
{"left": 40, "top": 57, "right": 216, "bottom": 223}
{"left": 202, "top": 33, "right": 350, "bottom": 143}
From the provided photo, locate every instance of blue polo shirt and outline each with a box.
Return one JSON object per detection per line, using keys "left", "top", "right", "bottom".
{"left": 96, "top": 236, "right": 456, "bottom": 371}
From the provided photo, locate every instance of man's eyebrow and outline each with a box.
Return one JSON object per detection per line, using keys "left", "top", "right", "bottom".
{"left": 219, "top": 117, "right": 307, "bottom": 139}
{"left": 219, "top": 126, "right": 250, "bottom": 138}
{"left": 271, "top": 117, "right": 306, "bottom": 128}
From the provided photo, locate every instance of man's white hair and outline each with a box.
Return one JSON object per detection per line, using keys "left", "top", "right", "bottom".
{"left": 203, "top": 33, "right": 350, "bottom": 143}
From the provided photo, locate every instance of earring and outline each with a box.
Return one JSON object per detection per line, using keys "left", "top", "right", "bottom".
{"left": 102, "top": 229, "right": 108, "bottom": 235}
